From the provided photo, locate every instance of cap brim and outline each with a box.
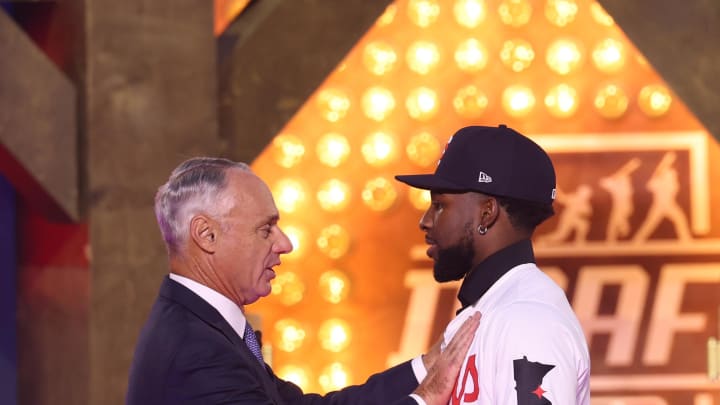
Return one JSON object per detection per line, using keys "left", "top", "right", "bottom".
{"left": 394, "top": 174, "right": 469, "bottom": 191}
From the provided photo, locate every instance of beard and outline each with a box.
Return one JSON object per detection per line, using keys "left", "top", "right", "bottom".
{"left": 433, "top": 222, "right": 475, "bottom": 282}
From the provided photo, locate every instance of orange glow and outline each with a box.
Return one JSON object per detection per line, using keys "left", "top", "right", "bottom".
{"left": 249, "top": 0, "right": 708, "bottom": 393}
{"left": 274, "top": 318, "right": 307, "bottom": 352}
{"left": 318, "top": 319, "right": 352, "bottom": 352}
{"left": 213, "top": 0, "right": 251, "bottom": 36}
{"left": 407, "top": 0, "right": 441, "bottom": 27}
{"left": 455, "top": 39, "right": 489, "bottom": 72}
{"left": 270, "top": 272, "right": 305, "bottom": 306}
{"left": 454, "top": 0, "right": 487, "bottom": 28}
{"left": 277, "top": 365, "right": 311, "bottom": 391}
{"left": 500, "top": 39, "right": 535, "bottom": 72}
{"left": 638, "top": 84, "right": 673, "bottom": 117}
{"left": 498, "top": 0, "right": 532, "bottom": 27}
{"left": 318, "top": 362, "right": 352, "bottom": 393}
{"left": 273, "top": 179, "right": 307, "bottom": 213}
{"left": 316, "top": 133, "right": 351, "bottom": 168}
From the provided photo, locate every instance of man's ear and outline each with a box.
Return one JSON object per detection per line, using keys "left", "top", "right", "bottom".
{"left": 190, "top": 215, "right": 217, "bottom": 253}
{"left": 478, "top": 196, "right": 500, "bottom": 228}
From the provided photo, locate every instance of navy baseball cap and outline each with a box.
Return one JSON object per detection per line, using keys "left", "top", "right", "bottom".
{"left": 395, "top": 125, "right": 556, "bottom": 205}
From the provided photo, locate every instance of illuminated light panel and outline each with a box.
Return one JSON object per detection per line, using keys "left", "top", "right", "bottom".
{"left": 316, "top": 133, "right": 350, "bottom": 167}
{"left": 274, "top": 318, "right": 307, "bottom": 352}
{"left": 498, "top": 0, "right": 532, "bottom": 27}
{"left": 271, "top": 271, "right": 305, "bottom": 306}
{"left": 361, "top": 86, "right": 396, "bottom": 121}
{"left": 317, "top": 179, "right": 351, "bottom": 212}
{"left": 407, "top": 41, "right": 441, "bottom": 75}
{"left": 277, "top": 365, "right": 311, "bottom": 391}
{"left": 545, "top": 0, "right": 577, "bottom": 27}
{"left": 376, "top": 4, "right": 397, "bottom": 27}
{"left": 274, "top": 178, "right": 307, "bottom": 213}
{"left": 406, "top": 87, "right": 439, "bottom": 121}
{"left": 545, "top": 83, "right": 578, "bottom": 118}
{"left": 546, "top": 38, "right": 583, "bottom": 75}
{"left": 271, "top": 134, "right": 305, "bottom": 168}
{"left": 455, "top": 38, "right": 489, "bottom": 72}
{"left": 282, "top": 225, "right": 307, "bottom": 261}
{"left": 318, "top": 318, "right": 352, "bottom": 352}
{"left": 318, "top": 270, "right": 350, "bottom": 304}
{"left": 502, "top": 85, "right": 536, "bottom": 117}
{"left": 638, "top": 84, "right": 673, "bottom": 117}
{"left": 362, "top": 177, "right": 398, "bottom": 211}
{"left": 592, "top": 38, "right": 626, "bottom": 74}
{"left": 453, "top": 85, "right": 489, "bottom": 119}
{"left": 594, "top": 83, "right": 629, "bottom": 119}
{"left": 408, "top": 187, "right": 431, "bottom": 211}
{"left": 316, "top": 224, "right": 351, "bottom": 259}
{"left": 590, "top": 1, "right": 614, "bottom": 26}
{"left": 319, "top": 362, "right": 353, "bottom": 393}
{"left": 406, "top": 131, "right": 442, "bottom": 167}
{"left": 454, "top": 0, "right": 486, "bottom": 28}
{"left": 407, "top": 0, "right": 441, "bottom": 27}
{"left": 363, "top": 41, "right": 398, "bottom": 76}
{"left": 500, "top": 39, "right": 535, "bottom": 72}
{"left": 362, "top": 131, "right": 397, "bottom": 166}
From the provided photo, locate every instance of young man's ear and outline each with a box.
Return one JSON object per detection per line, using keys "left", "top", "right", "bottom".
{"left": 190, "top": 215, "right": 217, "bottom": 253}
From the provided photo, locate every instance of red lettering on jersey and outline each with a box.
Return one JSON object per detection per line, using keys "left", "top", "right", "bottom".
{"left": 451, "top": 354, "right": 479, "bottom": 405}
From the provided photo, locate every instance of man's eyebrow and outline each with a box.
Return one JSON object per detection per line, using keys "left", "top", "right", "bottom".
{"left": 257, "top": 214, "right": 279, "bottom": 227}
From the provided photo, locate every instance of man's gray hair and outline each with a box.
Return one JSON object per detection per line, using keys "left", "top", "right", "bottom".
{"left": 154, "top": 157, "right": 250, "bottom": 252}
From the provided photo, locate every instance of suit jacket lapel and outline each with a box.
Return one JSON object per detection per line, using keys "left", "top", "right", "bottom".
{"left": 159, "top": 276, "right": 284, "bottom": 403}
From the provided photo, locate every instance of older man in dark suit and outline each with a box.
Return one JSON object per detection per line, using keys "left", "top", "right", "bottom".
{"left": 126, "top": 157, "right": 480, "bottom": 405}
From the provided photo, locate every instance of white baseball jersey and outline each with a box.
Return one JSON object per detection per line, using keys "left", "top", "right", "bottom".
{"left": 442, "top": 263, "right": 590, "bottom": 405}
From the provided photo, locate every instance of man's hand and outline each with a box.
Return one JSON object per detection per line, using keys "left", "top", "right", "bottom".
{"left": 413, "top": 312, "right": 481, "bottom": 405}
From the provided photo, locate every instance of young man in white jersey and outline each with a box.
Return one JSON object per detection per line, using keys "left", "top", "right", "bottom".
{"left": 396, "top": 125, "right": 590, "bottom": 405}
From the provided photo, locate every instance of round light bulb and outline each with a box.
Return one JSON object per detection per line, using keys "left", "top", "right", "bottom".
{"left": 363, "top": 41, "right": 398, "bottom": 76}
{"left": 455, "top": 38, "right": 489, "bottom": 72}
{"left": 274, "top": 318, "right": 307, "bottom": 352}
{"left": 274, "top": 178, "right": 307, "bottom": 213}
{"left": 316, "top": 133, "right": 350, "bottom": 167}
{"left": 407, "top": 0, "right": 441, "bottom": 27}
{"left": 316, "top": 88, "right": 350, "bottom": 122}
{"left": 271, "top": 134, "right": 305, "bottom": 168}
{"left": 317, "top": 179, "right": 351, "bottom": 212}
{"left": 406, "top": 41, "right": 441, "bottom": 75}
{"left": 318, "top": 318, "right": 352, "bottom": 352}
{"left": 545, "top": 0, "right": 577, "bottom": 27}
{"left": 454, "top": 0, "right": 486, "bottom": 28}
{"left": 317, "top": 224, "right": 351, "bottom": 259}
{"left": 498, "top": 0, "right": 532, "bottom": 27}
{"left": 277, "top": 365, "right": 311, "bottom": 391}
{"left": 318, "top": 270, "right": 350, "bottom": 304}
{"left": 502, "top": 85, "right": 536, "bottom": 117}
{"left": 500, "top": 39, "right": 535, "bottom": 72}
{"left": 453, "top": 85, "right": 489, "bottom": 119}
{"left": 406, "top": 131, "right": 442, "bottom": 167}
{"left": 362, "top": 86, "right": 395, "bottom": 121}
{"left": 638, "top": 84, "right": 672, "bottom": 117}
{"left": 319, "top": 362, "right": 352, "bottom": 393}
{"left": 594, "top": 84, "right": 629, "bottom": 119}
{"left": 592, "top": 38, "right": 626, "bottom": 74}
{"left": 283, "top": 225, "right": 307, "bottom": 261}
{"left": 362, "top": 177, "right": 398, "bottom": 211}
{"left": 545, "top": 83, "right": 578, "bottom": 118}
{"left": 362, "top": 131, "right": 397, "bottom": 167}
{"left": 406, "top": 87, "right": 439, "bottom": 121}
{"left": 408, "top": 188, "right": 432, "bottom": 211}
{"left": 271, "top": 271, "right": 305, "bottom": 306}
{"left": 546, "top": 38, "right": 583, "bottom": 75}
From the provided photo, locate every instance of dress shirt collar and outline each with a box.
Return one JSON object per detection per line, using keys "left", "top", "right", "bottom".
{"left": 457, "top": 238, "right": 535, "bottom": 310}
{"left": 169, "top": 273, "right": 247, "bottom": 340}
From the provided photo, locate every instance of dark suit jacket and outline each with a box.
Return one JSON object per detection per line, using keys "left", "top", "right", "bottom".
{"left": 126, "top": 276, "right": 419, "bottom": 404}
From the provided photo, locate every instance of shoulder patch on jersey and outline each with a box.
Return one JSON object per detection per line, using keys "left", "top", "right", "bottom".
{"left": 513, "top": 355, "right": 555, "bottom": 404}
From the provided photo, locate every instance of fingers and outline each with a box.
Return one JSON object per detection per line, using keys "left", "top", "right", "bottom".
{"left": 422, "top": 335, "right": 444, "bottom": 370}
{"left": 442, "top": 312, "right": 481, "bottom": 361}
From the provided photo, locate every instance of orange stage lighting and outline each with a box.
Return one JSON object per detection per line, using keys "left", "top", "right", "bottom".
{"left": 248, "top": 1, "right": 720, "bottom": 401}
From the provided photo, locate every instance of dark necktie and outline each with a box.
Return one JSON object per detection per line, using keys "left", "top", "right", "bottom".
{"left": 244, "top": 323, "right": 264, "bottom": 366}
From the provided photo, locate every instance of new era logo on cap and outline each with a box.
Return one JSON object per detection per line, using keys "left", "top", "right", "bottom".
{"left": 394, "top": 125, "right": 556, "bottom": 206}
{"left": 478, "top": 171, "right": 492, "bottom": 183}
